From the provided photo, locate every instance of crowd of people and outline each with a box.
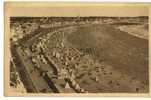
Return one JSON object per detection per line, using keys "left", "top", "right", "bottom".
{"left": 10, "top": 22, "right": 39, "bottom": 42}
{"left": 10, "top": 17, "right": 149, "bottom": 93}
{"left": 28, "top": 28, "right": 87, "bottom": 92}
{"left": 15, "top": 21, "right": 111, "bottom": 92}
{"left": 10, "top": 18, "right": 110, "bottom": 93}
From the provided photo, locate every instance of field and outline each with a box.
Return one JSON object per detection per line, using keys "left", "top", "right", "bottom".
{"left": 67, "top": 24, "right": 149, "bottom": 92}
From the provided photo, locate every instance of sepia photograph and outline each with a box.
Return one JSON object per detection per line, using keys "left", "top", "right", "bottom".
{"left": 4, "top": 2, "right": 151, "bottom": 96}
